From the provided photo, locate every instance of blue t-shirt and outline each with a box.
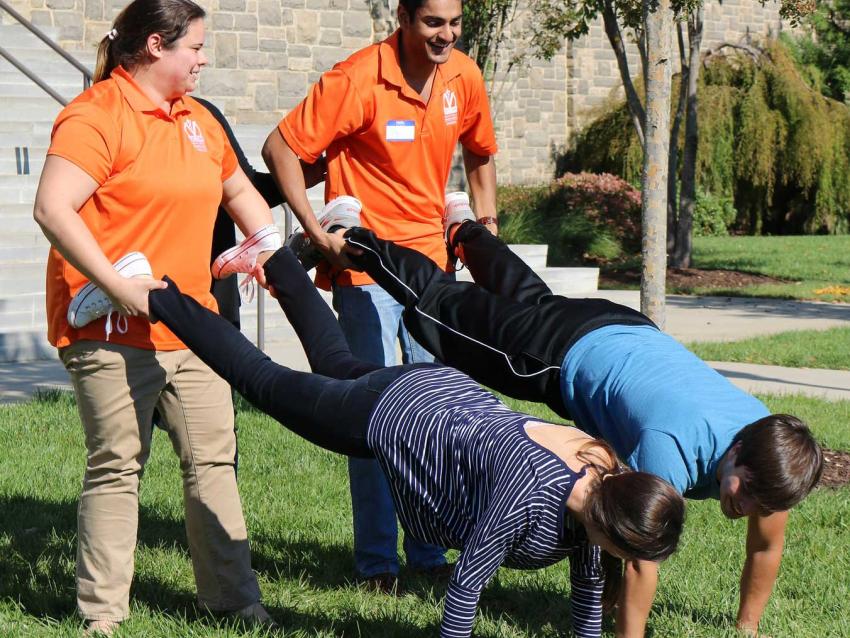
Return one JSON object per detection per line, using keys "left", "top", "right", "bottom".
{"left": 560, "top": 324, "right": 770, "bottom": 498}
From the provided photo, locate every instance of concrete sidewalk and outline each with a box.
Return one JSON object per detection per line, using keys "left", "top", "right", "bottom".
{"left": 1, "top": 294, "right": 849, "bottom": 405}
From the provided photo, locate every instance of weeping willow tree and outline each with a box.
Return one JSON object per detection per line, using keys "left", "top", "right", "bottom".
{"left": 563, "top": 40, "right": 850, "bottom": 235}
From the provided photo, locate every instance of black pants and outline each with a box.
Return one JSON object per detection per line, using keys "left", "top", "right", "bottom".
{"left": 345, "top": 224, "right": 654, "bottom": 419}
{"left": 149, "top": 248, "right": 419, "bottom": 458}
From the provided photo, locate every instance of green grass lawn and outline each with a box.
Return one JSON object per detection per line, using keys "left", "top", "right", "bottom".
{"left": 687, "top": 235, "right": 850, "bottom": 301}
{"left": 603, "top": 235, "right": 850, "bottom": 301}
{"left": 687, "top": 327, "right": 850, "bottom": 370}
{"left": 1, "top": 391, "right": 848, "bottom": 637}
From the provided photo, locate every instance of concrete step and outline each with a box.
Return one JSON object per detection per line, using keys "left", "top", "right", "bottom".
{"left": 0, "top": 121, "right": 53, "bottom": 140}
{"left": 0, "top": 244, "right": 48, "bottom": 261}
{"left": 0, "top": 186, "right": 38, "bottom": 204}
{"left": 455, "top": 265, "right": 598, "bottom": 294}
{"left": 0, "top": 81, "right": 85, "bottom": 101}
{"left": 0, "top": 24, "right": 62, "bottom": 47}
{"left": 0, "top": 265, "right": 45, "bottom": 295}
{"left": 0, "top": 74, "right": 88, "bottom": 97}
{"left": 0, "top": 62, "right": 92, "bottom": 94}
{"left": 506, "top": 244, "right": 547, "bottom": 270}
{"left": 0, "top": 150, "right": 47, "bottom": 176}
{"left": 0, "top": 291, "right": 46, "bottom": 314}
{"left": 0, "top": 309, "right": 43, "bottom": 331}
{"left": 0, "top": 230, "right": 49, "bottom": 251}
{"left": 0, "top": 40, "right": 94, "bottom": 65}
{"left": 1, "top": 97, "right": 64, "bottom": 123}
{"left": 0, "top": 202, "right": 35, "bottom": 215}
{"left": 0, "top": 173, "right": 41, "bottom": 187}
{"left": 0, "top": 328, "right": 53, "bottom": 363}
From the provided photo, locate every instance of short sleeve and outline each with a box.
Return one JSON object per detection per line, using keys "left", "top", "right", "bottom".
{"left": 220, "top": 136, "right": 238, "bottom": 182}
{"left": 632, "top": 430, "right": 690, "bottom": 494}
{"left": 48, "top": 101, "right": 118, "bottom": 185}
{"left": 458, "top": 64, "right": 498, "bottom": 156}
{"left": 278, "top": 67, "right": 367, "bottom": 163}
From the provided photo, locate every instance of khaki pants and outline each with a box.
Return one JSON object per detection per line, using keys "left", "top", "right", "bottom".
{"left": 61, "top": 341, "right": 260, "bottom": 621}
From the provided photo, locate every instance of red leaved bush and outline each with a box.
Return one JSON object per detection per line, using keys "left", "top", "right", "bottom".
{"left": 554, "top": 172, "right": 642, "bottom": 252}
{"left": 498, "top": 172, "right": 643, "bottom": 264}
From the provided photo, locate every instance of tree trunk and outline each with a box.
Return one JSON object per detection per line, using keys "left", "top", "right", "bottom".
{"left": 601, "top": 0, "right": 646, "bottom": 146}
{"left": 640, "top": 0, "right": 673, "bottom": 328}
{"left": 367, "top": 0, "right": 396, "bottom": 43}
{"left": 671, "top": 6, "right": 704, "bottom": 268}
{"left": 667, "top": 21, "right": 688, "bottom": 254}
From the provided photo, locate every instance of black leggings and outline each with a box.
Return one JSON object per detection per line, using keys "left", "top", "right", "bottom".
{"left": 345, "top": 224, "right": 654, "bottom": 418}
{"left": 149, "top": 248, "right": 424, "bottom": 458}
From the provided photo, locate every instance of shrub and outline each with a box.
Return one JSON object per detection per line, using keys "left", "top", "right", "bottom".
{"left": 498, "top": 172, "right": 642, "bottom": 264}
{"left": 693, "top": 190, "right": 737, "bottom": 236}
{"left": 559, "top": 39, "right": 850, "bottom": 235}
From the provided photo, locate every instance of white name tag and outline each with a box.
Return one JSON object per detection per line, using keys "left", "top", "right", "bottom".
{"left": 385, "top": 119, "right": 415, "bottom": 142}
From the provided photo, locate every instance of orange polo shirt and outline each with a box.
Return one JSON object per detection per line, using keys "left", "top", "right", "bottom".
{"left": 279, "top": 29, "right": 498, "bottom": 288}
{"left": 45, "top": 66, "right": 238, "bottom": 350}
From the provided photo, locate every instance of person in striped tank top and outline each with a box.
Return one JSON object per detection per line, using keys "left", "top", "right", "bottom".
{"left": 141, "top": 246, "right": 685, "bottom": 637}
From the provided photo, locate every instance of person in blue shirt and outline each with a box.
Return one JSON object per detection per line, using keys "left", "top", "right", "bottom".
{"left": 330, "top": 218, "right": 824, "bottom": 638}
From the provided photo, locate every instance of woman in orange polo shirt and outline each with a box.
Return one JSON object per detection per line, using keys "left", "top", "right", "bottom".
{"left": 32, "top": 0, "right": 276, "bottom": 633}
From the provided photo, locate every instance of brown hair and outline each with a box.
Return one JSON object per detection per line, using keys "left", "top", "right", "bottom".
{"left": 578, "top": 441, "right": 685, "bottom": 611}
{"left": 398, "top": 0, "right": 428, "bottom": 17}
{"left": 93, "top": 0, "right": 205, "bottom": 83}
{"left": 733, "top": 414, "right": 823, "bottom": 513}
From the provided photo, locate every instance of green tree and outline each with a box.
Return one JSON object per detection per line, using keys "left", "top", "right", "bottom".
{"left": 460, "top": 1, "right": 577, "bottom": 105}
{"left": 547, "top": 0, "right": 812, "bottom": 269}
{"left": 792, "top": 0, "right": 850, "bottom": 102}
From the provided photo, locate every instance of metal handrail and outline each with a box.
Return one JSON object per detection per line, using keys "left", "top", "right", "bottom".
{"left": 0, "top": 44, "right": 70, "bottom": 105}
{"left": 0, "top": 0, "right": 93, "bottom": 104}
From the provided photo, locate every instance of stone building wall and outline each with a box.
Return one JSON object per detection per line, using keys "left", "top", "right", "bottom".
{"left": 6, "top": 0, "right": 786, "bottom": 183}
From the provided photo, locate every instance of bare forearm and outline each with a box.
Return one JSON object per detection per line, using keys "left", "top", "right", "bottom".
{"left": 222, "top": 182, "right": 275, "bottom": 237}
{"left": 616, "top": 559, "right": 658, "bottom": 638}
{"left": 462, "top": 148, "right": 497, "bottom": 219}
{"left": 737, "top": 551, "right": 781, "bottom": 632}
{"left": 34, "top": 205, "right": 123, "bottom": 294}
{"left": 262, "top": 130, "right": 321, "bottom": 239}
{"left": 738, "top": 511, "right": 787, "bottom": 633}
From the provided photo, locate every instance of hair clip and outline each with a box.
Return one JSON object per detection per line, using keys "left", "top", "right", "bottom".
{"left": 107, "top": 28, "right": 118, "bottom": 41}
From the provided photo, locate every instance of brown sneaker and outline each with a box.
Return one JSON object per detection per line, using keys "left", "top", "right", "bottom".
{"left": 358, "top": 571, "right": 400, "bottom": 595}
{"left": 83, "top": 619, "right": 120, "bottom": 637}
{"left": 227, "top": 602, "right": 278, "bottom": 628}
{"left": 416, "top": 562, "right": 455, "bottom": 582}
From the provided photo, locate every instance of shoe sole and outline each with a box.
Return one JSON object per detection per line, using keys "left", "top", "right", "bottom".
{"left": 67, "top": 252, "right": 152, "bottom": 328}
{"left": 212, "top": 226, "right": 281, "bottom": 279}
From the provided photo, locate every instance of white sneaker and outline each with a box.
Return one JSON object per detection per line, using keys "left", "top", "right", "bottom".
{"left": 443, "top": 191, "right": 475, "bottom": 243}
{"left": 318, "top": 195, "right": 362, "bottom": 232}
{"left": 211, "top": 224, "right": 283, "bottom": 280}
{"left": 284, "top": 195, "right": 363, "bottom": 271}
{"left": 67, "top": 251, "right": 153, "bottom": 340}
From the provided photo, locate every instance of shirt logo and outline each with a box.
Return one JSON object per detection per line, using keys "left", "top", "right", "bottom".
{"left": 385, "top": 120, "right": 415, "bottom": 142}
{"left": 443, "top": 89, "right": 458, "bottom": 125}
{"left": 183, "top": 119, "right": 208, "bottom": 152}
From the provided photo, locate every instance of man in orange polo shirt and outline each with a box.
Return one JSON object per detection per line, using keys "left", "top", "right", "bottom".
{"left": 262, "top": 0, "right": 498, "bottom": 588}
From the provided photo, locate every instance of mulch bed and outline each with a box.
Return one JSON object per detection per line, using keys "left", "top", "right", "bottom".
{"left": 600, "top": 267, "right": 788, "bottom": 289}
{"left": 820, "top": 448, "right": 850, "bottom": 489}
